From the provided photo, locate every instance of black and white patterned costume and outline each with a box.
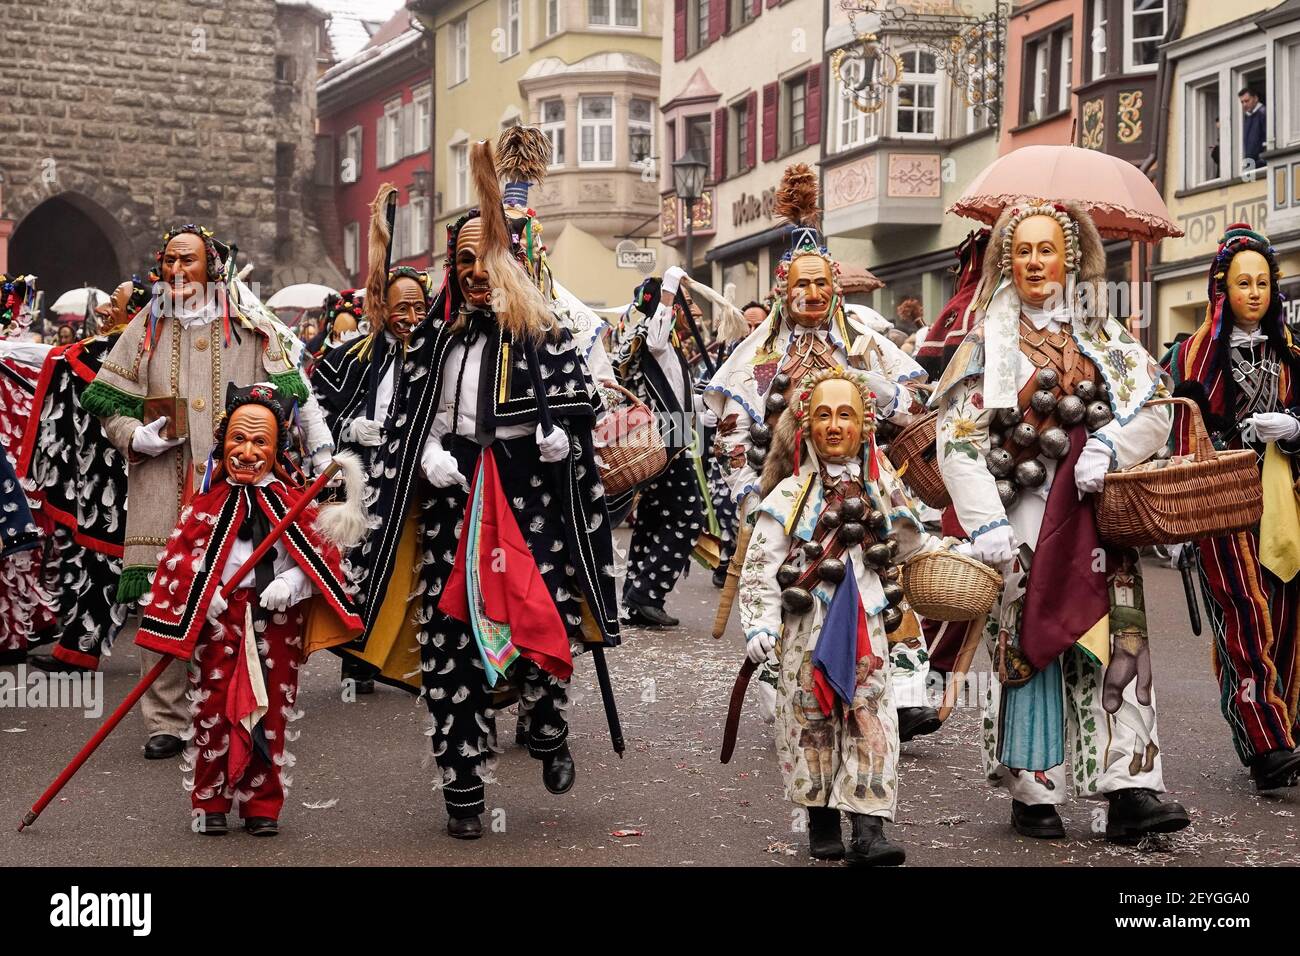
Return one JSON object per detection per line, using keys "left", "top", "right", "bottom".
{"left": 20, "top": 334, "right": 129, "bottom": 668}
{"left": 613, "top": 284, "right": 704, "bottom": 613}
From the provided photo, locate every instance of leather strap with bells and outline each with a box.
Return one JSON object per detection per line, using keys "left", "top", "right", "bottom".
{"left": 766, "top": 333, "right": 840, "bottom": 427}
{"left": 1002, "top": 316, "right": 1100, "bottom": 463}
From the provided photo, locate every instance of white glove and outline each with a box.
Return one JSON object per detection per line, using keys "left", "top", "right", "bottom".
{"left": 698, "top": 408, "right": 718, "bottom": 429}
{"left": 661, "top": 266, "right": 686, "bottom": 297}
{"left": 1245, "top": 412, "right": 1300, "bottom": 444}
{"left": 206, "top": 590, "right": 228, "bottom": 623}
{"left": 132, "top": 417, "right": 185, "bottom": 457}
{"left": 537, "top": 424, "right": 570, "bottom": 463}
{"left": 865, "top": 371, "right": 899, "bottom": 412}
{"left": 1074, "top": 437, "right": 1113, "bottom": 495}
{"left": 309, "top": 448, "right": 336, "bottom": 479}
{"left": 745, "top": 632, "right": 776, "bottom": 664}
{"left": 259, "top": 578, "right": 295, "bottom": 613}
{"left": 421, "top": 442, "right": 468, "bottom": 490}
{"left": 971, "top": 525, "right": 1016, "bottom": 569}
{"left": 344, "top": 417, "right": 384, "bottom": 447}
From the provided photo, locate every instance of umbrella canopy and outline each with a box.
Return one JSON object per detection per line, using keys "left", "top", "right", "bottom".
{"left": 839, "top": 264, "right": 885, "bottom": 294}
{"left": 49, "top": 287, "right": 108, "bottom": 315}
{"left": 266, "top": 283, "right": 337, "bottom": 310}
{"left": 949, "top": 145, "right": 1182, "bottom": 242}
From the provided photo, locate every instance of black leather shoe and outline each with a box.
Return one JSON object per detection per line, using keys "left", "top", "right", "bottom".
{"left": 514, "top": 714, "right": 528, "bottom": 747}
{"left": 712, "top": 567, "right": 729, "bottom": 588}
{"left": 806, "top": 806, "right": 845, "bottom": 860}
{"left": 144, "top": 734, "right": 184, "bottom": 760}
{"left": 623, "top": 602, "right": 678, "bottom": 628}
{"left": 195, "top": 812, "right": 227, "bottom": 836}
{"left": 1011, "top": 800, "right": 1066, "bottom": 839}
{"left": 542, "top": 743, "right": 576, "bottom": 795}
{"left": 1105, "top": 788, "right": 1190, "bottom": 843}
{"left": 845, "top": 813, "right": 906, "bottom": 866}
{"left": 0, "top": 648, "right": 26, "bottom": 666}
{"left": 897, "top": 706, "right": 942, "bottom": 743}
{"left": 28, "top": 654, "right": 91, "bottom": 674}
{"left": 447, "top": 814, "right": 483, "bottom": 840}
{"left": 243, "top": 817, "right": 279, "bottom": 837}
{"left": 1250, "top": 748, "right": 1300, "bottom": 791}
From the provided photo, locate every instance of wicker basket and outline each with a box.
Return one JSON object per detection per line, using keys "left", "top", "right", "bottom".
{"left": 902, "top": 548, "right": 1003, "bottom": 621}
{"left": 886, "top": 410, "right": 951, "bottom": 509}
{"left": 1096, "top": 396, "right": 1263, "bottom": 547}
{"left": 594, "top": 382, "right": 668, "bottom": 498}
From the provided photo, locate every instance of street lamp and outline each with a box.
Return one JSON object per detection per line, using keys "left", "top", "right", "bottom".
{"left": 672, "top": 149, "right": 708, "bottom": 278}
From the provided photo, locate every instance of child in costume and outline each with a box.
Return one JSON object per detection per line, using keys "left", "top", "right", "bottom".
{"left": 739, "top": 366, "right": 942, "bottom": 866}
{"left": 135, "top": 383, "right": 363, "bottom": 837}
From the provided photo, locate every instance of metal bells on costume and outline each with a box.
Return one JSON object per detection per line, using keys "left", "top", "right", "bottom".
{"left": 984, "top": 361, "right": 1114, "bottom": 497}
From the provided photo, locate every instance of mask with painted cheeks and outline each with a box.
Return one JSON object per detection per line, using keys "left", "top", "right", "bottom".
{"left": 1010, "top": 215, "right": 1067, "bottom": 308}
{"left": 385, "top": 276, "right": 426, "bottom": 343}
{"left": 455, "top": 217, "right": 493, "bottom": 310}
{"left": 786, "top": 254, "right": 834, "bottom": 329}
{"left": 222, "top": 404, "right": 279, "bottom": 485}
{"left": 1225, "top": 249, "right": 1272, "bottom": 328}
{"left": 809, "top": 377, "right": 866, "bottom": 462}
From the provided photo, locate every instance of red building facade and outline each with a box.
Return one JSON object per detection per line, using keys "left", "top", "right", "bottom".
{"left": 316, "top": 11, "right": 433, "bottom": 289}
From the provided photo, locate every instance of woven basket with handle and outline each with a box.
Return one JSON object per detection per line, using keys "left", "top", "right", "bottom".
{"left": 902, "top": 548, "right": 1002, "bottom": 621}
{"left": 1096, "top": 396, "right": 1263, "bottom": 547}
{"left": 594, "top": 381, "right": 668, "bottom": 498}
{"left": 886, "top": 410, "right": 951, "bottom": 509}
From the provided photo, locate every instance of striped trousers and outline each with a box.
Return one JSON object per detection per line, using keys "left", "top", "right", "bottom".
{"left": 1196, "top": 529, "right": 1300, "bottom": 764}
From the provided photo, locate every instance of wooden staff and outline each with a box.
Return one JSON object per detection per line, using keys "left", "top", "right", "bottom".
{"left": 711, "top": 522, "right": 752, "bottom": 639}
{"left": 937, "top": 614, "right": 988, "bottom": 723}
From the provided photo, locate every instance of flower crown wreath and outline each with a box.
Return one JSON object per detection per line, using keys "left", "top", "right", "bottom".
{"left": 789, "top": 366, "right": 880, "bottom": 480}
{"left": 997, "top": 202, "right": 1082, "bottom": 278}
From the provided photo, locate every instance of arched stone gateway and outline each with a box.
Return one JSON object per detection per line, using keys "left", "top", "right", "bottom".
{"left": 0, "top": 0, "right": 342, "bottom": 305}
{"left": 10, "top": 193, "right": 127, "bottom": 303}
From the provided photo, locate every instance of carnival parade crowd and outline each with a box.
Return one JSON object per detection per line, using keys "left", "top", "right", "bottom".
{"left": 2, "top": 124, "right": 1298, "bottom": 866}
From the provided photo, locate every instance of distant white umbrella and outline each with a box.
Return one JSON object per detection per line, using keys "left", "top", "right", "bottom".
{"left": 50, "top": 287, "right": 108, "bottom": 314}
{"left": 266, "top": 283, "right": 337, "bottom": 310}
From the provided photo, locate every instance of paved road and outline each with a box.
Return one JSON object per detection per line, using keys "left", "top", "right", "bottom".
{"left": 2, "top": 535, "right": 1297, "bottom": 867}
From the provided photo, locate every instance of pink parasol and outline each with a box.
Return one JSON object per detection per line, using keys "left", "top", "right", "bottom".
{"left": 949, "top": 144, "right": 1182, "bottom": 242}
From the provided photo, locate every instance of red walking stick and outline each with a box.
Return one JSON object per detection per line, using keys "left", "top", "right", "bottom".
{"left": 18, "top": 460, "right": 342, "bottom": 832}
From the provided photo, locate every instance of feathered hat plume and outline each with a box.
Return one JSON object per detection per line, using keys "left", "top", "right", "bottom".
{"left": 496, "top": 126, "right": 551, "bottom": 207}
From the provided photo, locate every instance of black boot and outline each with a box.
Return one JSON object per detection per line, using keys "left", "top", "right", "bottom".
{"left": 1250, "top": 748, "right": 1300, "bottom": 791}
{"left": 622, "top": 602, "right": 679, "bottom": 628}
{"left": 806, "top": 807, "right": 845, "bottom": 860}
{"left": 897, "top": 706, "right": 942, "bottom": 742}
{"left": 243, "top": 817, "right": 279, "bottom": 837}
{"left": 1104, "top": 788, "right": 1191, "bottom": 844}
{"left": 144, "top": 734, "right": 184, "bottom": 760}
{"left": 845, "top": 813, "right": 905, "bottom": 866}
{"left": 542, "top": 743, "right": 576, "bottom": 794}
{"left": 711, "top": 567, "right": 729, "bottom": 589}
{"left": 195, "top": 812, "right": 227, "bottom": 836}
{"left": 0, "top": 648, "right": 26, "bottom": 666}
{"left": 447, "top": 814, "right": 483, "bottom": 840}
{"left": 1010, "top": 800, "right": 1066, "bottom": 839}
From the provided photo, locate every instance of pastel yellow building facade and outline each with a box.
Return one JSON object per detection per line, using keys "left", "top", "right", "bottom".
{"left": 411, "top": 0, "right": 664, "bottom": 307}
